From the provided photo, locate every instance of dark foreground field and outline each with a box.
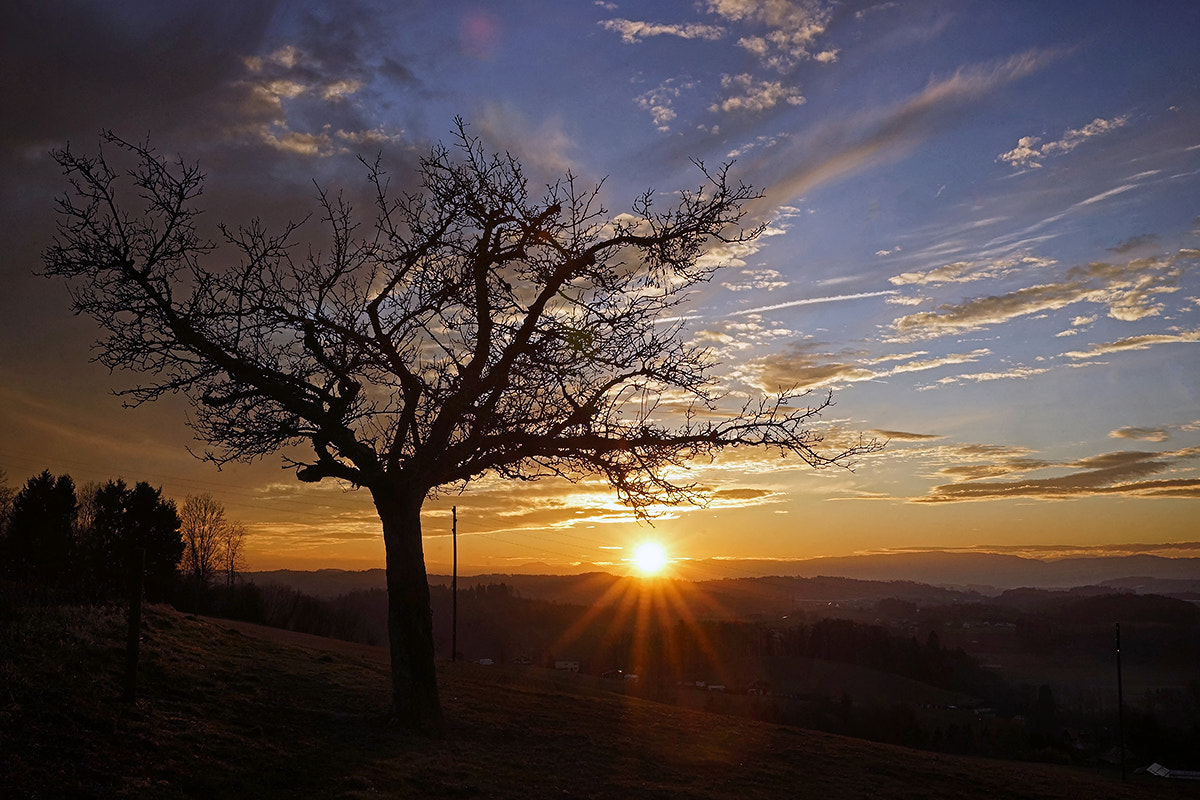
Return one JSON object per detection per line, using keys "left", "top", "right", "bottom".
{"left": 1, "top": 605, "right": 1192, "bottom": 799}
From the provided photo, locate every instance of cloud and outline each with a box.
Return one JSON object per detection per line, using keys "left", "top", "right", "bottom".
{"left": 721, "top": 268, "right": 790, "bottom": 292}
{"left": 930, "top": 366, "right": 1051, "bottom": 387}
{"left": 474, "top": 105, "right": 578, "bottom": 179}
{"left": 709, "top": 74, "right": 806, "bottom": 114}
{"left": 744, "top": 50, "right": 1053, "bottom": 217}
{"left": 741, "top": 343, "right": 993, "bottom": 392}
{"left": 705, "top": 0, "right": 837, "bottom": 70}
{"left": 998, "top": 116, "right": 1130, "bottom": 169}
{"left": 0, "top": 1, "right": 278, "bottom": 148}
{"left": 729, "top": 289, "right": 899, "bottom": 316}
{"left": 1063, "top": 327, "right": 1200, "bottom": 360}
{"left": 888, "top": 258, "right": 1032, "bottom": 287}
{"left": 1110, "top": 427, "right": 1170, "bottom": 442}
{"left": 635, "top": 78, "right": 697, "bottom": 132}
{"left": 916, "top": 446, "right": 1200, "bottom": 502}
{"left": 599, "top": 18, "right": 725, "bottom": 44}
{"left": 870, "top": 430, "right": 942, "bottom": 441}
{"left": 741, "top": 342, "right": 877, "bottom": 392}
{"left": 893, "top": 254, "right": 1186, "bottom": 338}
{"left": 598, "top": 1, "right": 835, "bottom": 131}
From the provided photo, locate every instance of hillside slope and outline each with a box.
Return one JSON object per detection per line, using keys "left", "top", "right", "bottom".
{"left": 2, "top": 605, "right": 1190, "bottom": 799}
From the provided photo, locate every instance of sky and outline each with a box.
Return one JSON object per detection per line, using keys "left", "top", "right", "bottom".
{"left": 1, "top": 0, "right": 1198, "bottom": 578}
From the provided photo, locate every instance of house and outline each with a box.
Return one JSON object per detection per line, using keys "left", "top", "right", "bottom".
{"left": 554, "top": 660, "right": 580, "bottom": 673}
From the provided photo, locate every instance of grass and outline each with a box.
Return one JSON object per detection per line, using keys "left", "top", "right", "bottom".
{"left": 2, "top": 604, "right": 1193, "bottom": 799}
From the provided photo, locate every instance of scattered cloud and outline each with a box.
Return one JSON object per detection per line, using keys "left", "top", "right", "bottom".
{"left": 888, "top": 258, "right": 1032, "bottom": 287}
{"left": 709, "top": 74, "right": 805, "bottom": 114}
{"left": 998, "top": 116, "right": 1130, "bottom": 169}
{"left": 871, "top": 430, "right": 942, "bottom": 441}
{"left": 740, "top": 342, "right": 876, "bottom": 392}
{"left": 705, "top": 0, "right": 838, "bottom": 70}
{"left": 599, "top": 18, "right": 725, "bottom": 44}
{"left": 917, "top": 446, "right": 1200, "bottom": 502}
{"left": 1110, "top": 427, "right": 1170, "bottom": 442}
{"left": 893, "top": 254, "right": 1186, "bottom": 339}
{"left": 1063, "top": 327, "right": 1200, "bottom": 360}
{"left": 931, "top": 366, "right": 1050, "bottom": 387}
{"left": 741, "top": 344, "right": 996, "bottom": 392}
{"left": 721, "top": 268, "right": 790, "bottom": 292}
{"left": 1109, "top": 234, "right": 1159, "bottom": 254}
{"left": 635, "top": 78, "right": 697, "bottom": 132}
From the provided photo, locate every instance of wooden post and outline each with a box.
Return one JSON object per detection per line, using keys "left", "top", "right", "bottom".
{"left": 1116, "top": 622, "right": 1126, "bottom": 781}
{"left": 123, "top": 547, "right": 145, "bottom": 703}
{"left": 451, "top": 506, "right": 457, "bottom": 663}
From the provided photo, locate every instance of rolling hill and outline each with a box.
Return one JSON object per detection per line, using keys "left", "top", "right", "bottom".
{"left": 3, "top": 603, "right": 1194, "bottom": 799}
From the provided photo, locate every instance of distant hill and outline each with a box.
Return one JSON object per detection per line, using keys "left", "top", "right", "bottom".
{"left": 246, "top": 567, "right": 388, "bottom": 598}
{"left": 672, "top": 552, "right": 1200, "bottom": 590}
{"left": 247, "top": 552, "right": 1200, "bottom": 599}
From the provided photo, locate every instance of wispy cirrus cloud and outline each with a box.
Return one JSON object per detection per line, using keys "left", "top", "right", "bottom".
{"left": 729, "top": 289, "right": 899, "bottom": 317}
{"left": 744, "top": 50, "right": 1053, "bottom": 216}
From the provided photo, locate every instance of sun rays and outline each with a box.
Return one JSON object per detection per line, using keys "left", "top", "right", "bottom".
{"left": 546, "top": 568, "right": 741, "bottom": 691}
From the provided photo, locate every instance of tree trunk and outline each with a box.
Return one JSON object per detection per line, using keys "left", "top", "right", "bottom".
{"left": 373, "top": 487, "right": 442, "bottom": 731}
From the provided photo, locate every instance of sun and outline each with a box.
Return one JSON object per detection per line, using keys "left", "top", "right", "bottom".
{"left": 632, "top": 541, "right": 668, "bottom": 576}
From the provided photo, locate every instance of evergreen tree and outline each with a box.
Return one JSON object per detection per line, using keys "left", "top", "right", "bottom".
{"left": 2, "top": 470, "right": 77, "bottom": 585}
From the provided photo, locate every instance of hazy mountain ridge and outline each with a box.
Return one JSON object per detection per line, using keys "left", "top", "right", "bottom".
{"left": 247, "top": 552, "right": 1200, "bottom": 599}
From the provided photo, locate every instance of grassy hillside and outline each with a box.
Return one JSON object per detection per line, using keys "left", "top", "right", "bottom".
{"left": 2, "top": 604, "right": 1191, "bottom": 799}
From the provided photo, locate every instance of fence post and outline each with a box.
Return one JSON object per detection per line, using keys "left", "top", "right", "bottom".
{"left": 123, "top": 547, "right": 146, "bottom": 703}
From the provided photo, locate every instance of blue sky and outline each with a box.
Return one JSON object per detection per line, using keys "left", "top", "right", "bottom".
{"left": 1, "top": 1, "right": 1198, "bottom": 574}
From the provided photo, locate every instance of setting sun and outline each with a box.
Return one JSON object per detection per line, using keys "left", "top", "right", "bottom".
{"left": 632, "top": 541, "right": 668, "bottom": 576}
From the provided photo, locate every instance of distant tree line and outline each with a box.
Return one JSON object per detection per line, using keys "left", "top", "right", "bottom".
{"left": 0, "top": 468, "right": 244, "bottom": 603}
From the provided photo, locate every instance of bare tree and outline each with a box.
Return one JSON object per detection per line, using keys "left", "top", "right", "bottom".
{"left": 219, "top": 519, "right": 247, "bottom": 587}
{"left": 180, "top": 492, "right": 246, "bottom": 596}
{"left": 180, "top": 492, "right": 225, "bottom": 588}
{"left": 43, "top": 123, "right": 882, "bottom": 729}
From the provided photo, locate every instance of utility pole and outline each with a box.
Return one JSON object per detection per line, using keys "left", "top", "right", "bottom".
{"left": 451, "top": 506, "right": 457, "bottom": 663}
{"left": 1116, "top": 622, "right": 1126, "bottom": 781}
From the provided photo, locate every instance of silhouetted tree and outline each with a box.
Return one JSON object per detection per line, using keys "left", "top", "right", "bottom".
{"left": 0, "top": 469, "right": 15, "bottom": 539}
{"left": 219, "top": 519, "right": 247, "bottom": 587}
{"left": 2, "top": 470, "right": 77, "bottom": 585}
{"left": 179, "top": 493, "right": 225, "bottom": 588}
{"left": 43, "top": 124, "right": 882, "bottom": 729}
{"left": 86, "top": 479, "right": 183, "bottom": 601}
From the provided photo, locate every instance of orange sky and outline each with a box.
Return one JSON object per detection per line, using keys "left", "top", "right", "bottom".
{"left": 2, "top": 2, "right": 1198, "bottom": 576}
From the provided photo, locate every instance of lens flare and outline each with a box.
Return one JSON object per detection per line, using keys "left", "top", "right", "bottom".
{"left": 633, "top": 541, "right": 667, "bottom": 575}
